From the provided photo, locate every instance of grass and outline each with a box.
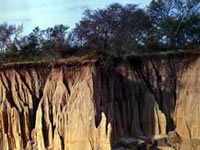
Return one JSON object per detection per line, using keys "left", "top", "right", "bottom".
{"left": 0, "top": 46, "right": 200, "bottom": 66}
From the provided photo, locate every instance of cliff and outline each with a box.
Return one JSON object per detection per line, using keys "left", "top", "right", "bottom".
{"left": 0, "top": 53, "right": 199, "bottom": 150}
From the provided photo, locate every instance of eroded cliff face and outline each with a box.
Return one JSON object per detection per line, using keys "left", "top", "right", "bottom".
{"left": 0, "top": 54, "right": 199, "bottom": 150}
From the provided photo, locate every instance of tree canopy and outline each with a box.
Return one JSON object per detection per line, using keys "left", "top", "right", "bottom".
{"left": 73, "top": 3, "right": 152, "bottom": 53}
{"left": 147, "top": 0, "right": 200, "bottom": 49}
{"left": 0, "top": 0, "right": 200, "bottom": 63}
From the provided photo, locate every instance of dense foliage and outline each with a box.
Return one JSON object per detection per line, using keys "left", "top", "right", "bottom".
{"left": 0, "top": 0, "right": 200, "bottom": 63}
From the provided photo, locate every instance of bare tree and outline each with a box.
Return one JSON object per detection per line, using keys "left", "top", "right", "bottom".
{"left": 0, "top": 23, "right": 23, "bottom": 52}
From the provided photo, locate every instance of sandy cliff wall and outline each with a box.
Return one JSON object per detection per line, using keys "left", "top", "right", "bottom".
{"left": 0, "top": 54, "right": 199, "bottom": 150}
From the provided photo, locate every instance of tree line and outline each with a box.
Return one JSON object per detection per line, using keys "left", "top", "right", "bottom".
{"left": 0, "top": 0, "right": 200, "bottom": 62}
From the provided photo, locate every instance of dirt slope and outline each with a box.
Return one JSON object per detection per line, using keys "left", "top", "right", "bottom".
{"left": 0, "top": 54, "right": 199, "bottom": 150}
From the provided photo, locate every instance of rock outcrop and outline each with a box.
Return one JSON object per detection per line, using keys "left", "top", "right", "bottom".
{"left": 0, "top": 53, "right": 199, "bottom": 150}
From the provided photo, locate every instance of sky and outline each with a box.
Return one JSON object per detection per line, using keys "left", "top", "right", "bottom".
{"left": 0, "top": 0, "right": 151, "bottom": 34}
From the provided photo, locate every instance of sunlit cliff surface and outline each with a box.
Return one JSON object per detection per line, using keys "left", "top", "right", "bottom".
{"left": 0, "top": 53, "right": 200, "bottom": 150}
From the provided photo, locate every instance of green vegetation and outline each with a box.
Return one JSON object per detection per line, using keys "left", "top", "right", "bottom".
{"left": 0, "top": 0, "right": 200, "bottom": 64}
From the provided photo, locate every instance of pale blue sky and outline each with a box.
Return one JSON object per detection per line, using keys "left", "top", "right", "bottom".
{"left": 0, "top": 0, "right": 151, "bottom": 34}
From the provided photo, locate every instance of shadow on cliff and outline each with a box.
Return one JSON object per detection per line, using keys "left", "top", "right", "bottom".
{"left": 92, "top": 53, "right": 200, "bottom": 149}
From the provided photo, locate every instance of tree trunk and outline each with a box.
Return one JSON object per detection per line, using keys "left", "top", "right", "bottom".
{"left": 103, "top": 31, "right": 108, "bottom": 53}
